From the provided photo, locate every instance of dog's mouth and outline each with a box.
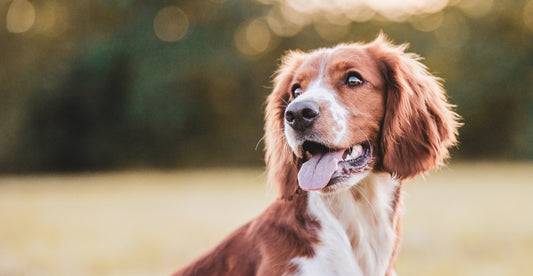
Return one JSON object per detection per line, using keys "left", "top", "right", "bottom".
{"left": 297, "top": 141, "right": 372, "bottom": 191}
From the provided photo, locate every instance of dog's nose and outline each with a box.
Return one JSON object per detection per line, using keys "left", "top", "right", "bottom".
{"left": 285, "top": 101, "right": 320, "bottom": 131}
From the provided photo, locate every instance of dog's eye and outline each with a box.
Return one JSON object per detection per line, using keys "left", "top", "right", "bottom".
{"left": 292, "top": 84, "right": 303, "bottom": 98}
{"left": 345, "top": 73, "right": 364, "bottom": 87}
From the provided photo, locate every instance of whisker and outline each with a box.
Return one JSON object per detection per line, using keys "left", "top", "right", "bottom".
{"left": 277, "top": 95, "right": 290, "bottom": 106}
{"left": 257, "top": 126, "right": 286, "bottom": 151}
{"left": 267, "top": 132, "right": 291, "bottom": 156}
{"left": 255, "top": 135, "right": 266, "bottom": 151}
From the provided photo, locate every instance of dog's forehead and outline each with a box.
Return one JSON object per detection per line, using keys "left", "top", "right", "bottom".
{"left": 326, "top": 45, "right": 383, "bottom": 86}
{"left": 293, "top": 50, "right": 327, "bottom": 79}
{"left": 326, "top": 45, "right": 372, "bottom": 67}
{"left": 294, "top": 45, "right": 384, "bottom": 88}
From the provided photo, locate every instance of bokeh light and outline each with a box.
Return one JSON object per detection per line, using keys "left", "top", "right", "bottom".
{"left": 33, "top": 2, "right": 69, "bottom": 37}
{"left": 256, "top": 0, "right": 459, "bottom": 41}
{"left": 457, "top": 0, "right": 493, "bottom": 18}
{"left": 342, "top": 3, "right": 375, "bottom": 22}
{"left": 366, "top": 0, "right": 448, "bottom": 21}
{"left": 313, "top": 21, "right": 349, "bottom": 41}
{"left": 6, "top": 0, "right": 35, "bottom": 34}
{"left": 266, "top": 7, "right": 302, "bottom": 37}
{"left": 259, "top": 0, "right": 452, "bottom": 32}
{"left": 409, "top": 13, "right": 445, "bottom": 32}
{"left": 153, "top": 6, "right": 189, "bottom": 42}
{"left": 234, "top": 19, "right": 272, "bottom": 56}
{"left": 434, "top": 11, "right": 471, "bottom": 51}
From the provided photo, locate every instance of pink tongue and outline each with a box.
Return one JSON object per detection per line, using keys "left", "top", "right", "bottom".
{"left": 298, "top": 150, "right": 345, "bottom": 191}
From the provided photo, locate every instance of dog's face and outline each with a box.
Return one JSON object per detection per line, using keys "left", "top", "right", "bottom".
{"left": 265, "top": 35, "right": 460, "bottom": 195}
{"left": 283, "top": 46, "right": 386, "bottom": 193}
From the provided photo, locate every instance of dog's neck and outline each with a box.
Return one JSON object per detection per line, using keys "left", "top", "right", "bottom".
{"left": 295, "top": 172, "right": 402, "bottom": 276}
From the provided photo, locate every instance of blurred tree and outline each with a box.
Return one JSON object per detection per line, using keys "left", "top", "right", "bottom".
{"left": 0, "top": 0, "right": 531, "bottom": 173}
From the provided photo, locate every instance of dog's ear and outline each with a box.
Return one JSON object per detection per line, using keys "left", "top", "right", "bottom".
{"left": 265, "top": 51, "right": 305, "bottom": 196}
{"left": 369, "top": 35, "right": 461, "bottom": 179}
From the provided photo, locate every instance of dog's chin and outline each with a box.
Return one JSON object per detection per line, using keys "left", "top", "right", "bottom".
{"left": 292, "top": 140, "right": 374, "bottom": 194}
{"left": 318, "top": 170, "right": 372, "bottom": 194}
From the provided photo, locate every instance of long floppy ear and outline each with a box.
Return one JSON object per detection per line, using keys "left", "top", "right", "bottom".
{"left": 265, "top": 51, "right": 306, "bottom": 197}
{"left": 369, "top": 35, "right": 461, "bottom": 179}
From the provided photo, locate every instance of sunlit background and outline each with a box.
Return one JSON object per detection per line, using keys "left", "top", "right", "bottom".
{"left": 0, "top": 0, "right": 532, "bottom": 275}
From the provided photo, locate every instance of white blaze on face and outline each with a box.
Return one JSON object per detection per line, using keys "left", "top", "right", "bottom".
{"left": 284, "top": 49, "right": 348, "bottom": 148}
{"left": 297, "top": 80, "right": 348, "bottom": 144}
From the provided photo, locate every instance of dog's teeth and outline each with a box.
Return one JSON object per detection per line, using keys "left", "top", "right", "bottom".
{"left": 341, "top": 144, "right": 364, "bottom": 161}
{"left": 350, "top": 145, "right": 363, "bottom": 159}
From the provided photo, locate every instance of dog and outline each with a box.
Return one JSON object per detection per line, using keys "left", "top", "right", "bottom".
{"left": 173, "top": 34, "right": 460, "bottom": 276}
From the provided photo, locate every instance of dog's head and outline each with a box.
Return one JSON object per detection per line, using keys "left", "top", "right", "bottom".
{"left": 265, "top": 34, "right": 460, "bottom": 195}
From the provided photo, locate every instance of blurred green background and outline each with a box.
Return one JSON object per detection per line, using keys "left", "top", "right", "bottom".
{"left": 1, "top": 0, "right": 532, "bottom": 174}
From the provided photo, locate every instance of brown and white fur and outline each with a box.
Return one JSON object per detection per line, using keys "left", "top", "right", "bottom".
{"left": 173, "top": 34, "right": 460, "bottom": 276}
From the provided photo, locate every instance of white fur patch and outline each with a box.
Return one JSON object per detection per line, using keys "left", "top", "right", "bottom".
{"left": 291, "top": 173, "right": 399, "bottom": 276}
{"left": 291, "top": 192, "right": 363, "bottom": 276}
{"left": 284, "top": 50, "right": 348, "bottom": 148}
{"left": 297, "top": 80, "right": 348, "bottom": 144}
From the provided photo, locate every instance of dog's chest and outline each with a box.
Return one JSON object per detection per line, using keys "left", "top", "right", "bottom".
{"left": 291, "top": 173, "right": 399, "bottom": 276}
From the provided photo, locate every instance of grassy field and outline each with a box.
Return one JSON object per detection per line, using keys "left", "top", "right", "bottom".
{"left": 0, "top": 162, "right": 532, "bottom": 275}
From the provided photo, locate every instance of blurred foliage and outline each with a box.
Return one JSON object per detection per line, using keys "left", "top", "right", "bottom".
{"left": 0, "top": 0, "right": 531, "bottom": 173}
